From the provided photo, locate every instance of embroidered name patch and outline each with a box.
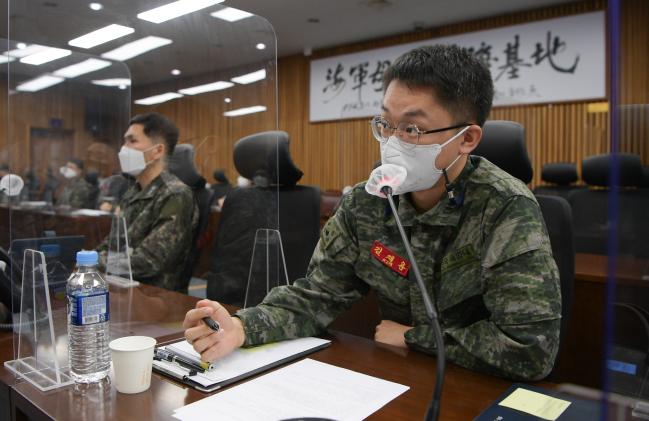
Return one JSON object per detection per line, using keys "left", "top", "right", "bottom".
{"left": 371, "top": 241, "right": 410, "bottom": 277}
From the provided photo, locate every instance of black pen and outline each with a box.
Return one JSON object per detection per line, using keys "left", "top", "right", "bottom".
{"left": 202, "top": 317, "right": 220, "bottom": 332}
{"left": 155, "top": 348, "right": 205, "bottom": 373}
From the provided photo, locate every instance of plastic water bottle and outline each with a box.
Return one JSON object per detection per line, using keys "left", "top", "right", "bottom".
{"left": 67, "top": 250, "right": 110, "bottom": 383}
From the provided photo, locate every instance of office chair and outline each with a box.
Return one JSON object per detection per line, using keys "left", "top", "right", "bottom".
{"left": 533, "top": 163, "right": 585, "bottom": 199}
{"left": 569, "top": 153, "right": 648, "bottom": 258}
{"left": 206, "top": 131, "right": 321, "bottom": 307}
{"left": 475, "top": 120, "right": 574, "bottom": 376}
{"left": 168, "top": 143, "right": 212, "bottom": 292}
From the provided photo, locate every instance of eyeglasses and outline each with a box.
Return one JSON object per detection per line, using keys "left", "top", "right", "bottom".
{"left": 369, "top": 116, "right": 470, "bottom": 149}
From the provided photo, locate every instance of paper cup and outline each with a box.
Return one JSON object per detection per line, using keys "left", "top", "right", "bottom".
{"left": 109, "top": 336, "right": 156, "bottom": 394}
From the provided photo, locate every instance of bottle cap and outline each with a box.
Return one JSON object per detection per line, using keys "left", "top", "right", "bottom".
{"left": 76, "top": 250, "right": 98, "bottom": 266}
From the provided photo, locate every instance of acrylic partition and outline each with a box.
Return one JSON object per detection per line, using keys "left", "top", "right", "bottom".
{"left": 0, "top": 0, "right": 278, "bottom": 396}
{"left": 600, "top": 0, "right": 649, "bottom": 418}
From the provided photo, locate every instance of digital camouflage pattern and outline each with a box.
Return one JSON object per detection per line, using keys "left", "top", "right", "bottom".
{"left": 56, "top": 177, "right": 96, "bottom": 209}
{"left": 236, "top": 156, "right": 561, "bottom": 381}
{"left": 97, "top": 170, "right": 198, "bottom": 291}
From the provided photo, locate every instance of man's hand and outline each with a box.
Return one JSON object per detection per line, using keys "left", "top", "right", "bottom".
{"left": 183, "top": 299, "right": 246, "bottom": 362}
{"left": 374, "top": 320, "right": 411, "bottom": 349}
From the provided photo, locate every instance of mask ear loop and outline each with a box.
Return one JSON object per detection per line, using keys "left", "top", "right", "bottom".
{"left": 442, "top": 153, "right": 465, "bottom": 208}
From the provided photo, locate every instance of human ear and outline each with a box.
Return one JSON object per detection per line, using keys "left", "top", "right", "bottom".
{"left": 458, "top": 125, "right": 482, "bottom": 155}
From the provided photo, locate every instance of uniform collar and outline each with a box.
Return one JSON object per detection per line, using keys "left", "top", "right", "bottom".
{"left": 385, "top": 158, "right": 476, "bottom": 228}
{"left": 128, "top": 170, "right": 169, "bottom": 202}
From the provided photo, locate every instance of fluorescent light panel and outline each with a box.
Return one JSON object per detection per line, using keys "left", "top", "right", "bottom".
{"left": 134, "top": 92, "right": 182, "bottom": 105}
{"left": 0, "top": 55, "right": 15, "bottom": 64}
{"left": 223, "top": 105, "right": 266, "bottom": 117}
{"left": 178, "top": 80, "right": 233, "bottom": 95}
{"left": 68, "top": 24, "right": 135, "bottom": 49}
{"left": 4, "top": 44, "right": 47, "bottom": 59}
{"left": 210, "top": 7, "right": 253, "bottom": 22}
{"left": 53, "top": 58, "right": 111, "bottom": 78}
{"left": 17, "top": 75, "right": 65, "bottom": 92}
{"left": 101, "top": 36, "right": 172, "bottom": 61}
{"left": 231, "top": 69, "right": 266, "bottom": 84}
{"left": 137, "top": 0, "right": 224, "bottom": 24}
{"left": 92, "top": 78, "right": 131, "bottom": 87}
{"left": 20, "top": 47, "right": 71, "bottom": 65}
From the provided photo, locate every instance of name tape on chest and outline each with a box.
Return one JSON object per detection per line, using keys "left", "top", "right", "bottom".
{"left": 371, "top": 241, "right": 410, "bottom": 277}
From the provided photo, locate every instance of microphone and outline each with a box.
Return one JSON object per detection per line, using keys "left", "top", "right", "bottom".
{"left": 366, "top": 164, "right": 446, "bottom": 421}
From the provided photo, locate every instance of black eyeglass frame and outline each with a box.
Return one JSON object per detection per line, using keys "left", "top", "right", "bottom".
{"left": 369, "top": 116, "right": 472, "bottom": 143}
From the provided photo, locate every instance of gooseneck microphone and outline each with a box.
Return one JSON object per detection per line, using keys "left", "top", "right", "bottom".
{"left": 366, "top": 164, "right": 446, "bottom": 421}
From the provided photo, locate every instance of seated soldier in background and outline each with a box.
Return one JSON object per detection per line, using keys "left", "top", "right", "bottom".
{"left": 56, "top": 158, "right": 96, "bottom": 209}
{"left": 97, "top": 113, "right": 198, "bottom": 292}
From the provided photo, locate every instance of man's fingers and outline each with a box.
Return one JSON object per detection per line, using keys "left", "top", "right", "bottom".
{"left": 192, "top": 332, "right": 221, "bottom": 354}
{"left": 185, "top": 324, "right": 213, "bottom": 343}
{"left": 182, "top": 307, "right": 213, "bottom": 329}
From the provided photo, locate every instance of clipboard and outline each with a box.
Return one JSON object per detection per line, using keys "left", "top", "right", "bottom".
{"left": 152, "top": 337, "right": 331, "bottom": 393}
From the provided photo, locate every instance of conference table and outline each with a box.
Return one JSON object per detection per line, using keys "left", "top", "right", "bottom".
{"left": 0, "top": 283, "right": 549, "bottom": 421}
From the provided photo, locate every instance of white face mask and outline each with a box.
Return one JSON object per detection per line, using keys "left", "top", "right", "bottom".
{"left": 380, "top": 126, "right": 469, "bottom": 194}
{"left": 118, "top": 145, "right": 157, "bottom": 176}
{"left": 59, "top": 166, "right": 78, "bottom": 179}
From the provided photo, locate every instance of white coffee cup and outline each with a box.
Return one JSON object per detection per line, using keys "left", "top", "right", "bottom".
{"left": 109, "top": 336, "right": 156, "bottom": 394}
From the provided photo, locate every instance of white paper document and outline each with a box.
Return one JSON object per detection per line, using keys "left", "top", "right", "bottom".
{"left": 172, "top": 358, "right": 409, "bottom": 421}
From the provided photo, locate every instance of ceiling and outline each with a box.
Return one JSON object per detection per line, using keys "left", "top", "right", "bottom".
{"left": 0, "top": 0, "right": 573, "bottom": 89}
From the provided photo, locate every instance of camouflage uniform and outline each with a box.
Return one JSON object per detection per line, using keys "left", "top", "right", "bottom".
{"left": 236, "top": 156, "right": 561, "bottom": 381}
{"left": 56, "top": 177, "right": 96, "bottom": 209}
{"left": 97, "top": 171, "right": 198, "bottom": 291}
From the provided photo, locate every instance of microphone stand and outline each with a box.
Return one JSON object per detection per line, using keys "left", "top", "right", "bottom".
{"left": 381, "top": 186, "right": 445, "bottom": 421}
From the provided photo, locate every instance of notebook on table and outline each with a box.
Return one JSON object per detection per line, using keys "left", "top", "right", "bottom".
{"left": 152, "top": 337, "right": 331, "bottom": 393}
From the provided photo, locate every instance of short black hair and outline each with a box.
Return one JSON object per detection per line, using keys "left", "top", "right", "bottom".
{"left": 213, "top": 169, "right": 229, "bottom": 184}
{"left": 69, "top": 158, "right": 84, "bottom": 170}
{"left": 382, "top": 44, "right": 494, "bottom": 126}
{"left": 129, "top": 112, "right": 179, "bottom": 157}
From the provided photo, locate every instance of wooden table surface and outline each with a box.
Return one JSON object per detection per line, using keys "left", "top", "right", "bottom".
{"left": 0, "top": 284, "right": 526, "bottom": 421}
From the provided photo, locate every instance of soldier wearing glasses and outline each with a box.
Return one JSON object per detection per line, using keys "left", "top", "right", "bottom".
{"left": 184, "top": 45, "right": 561, "bottom": 381}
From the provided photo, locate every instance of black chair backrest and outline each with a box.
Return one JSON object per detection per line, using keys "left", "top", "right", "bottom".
{"left": 569, "top": 153, "right": 648, "bottom": 257}
{"left": 474, "top": 120, "right": 573, "bottom": 375}
{"left": 533, "top": 162, "right": 586, "bottom": 199}
{"left": 168, "top": 143, "right": 209, "bottom": 291}
{"left": 473, "top": 120, "right": 533, "bottom": 183}
{"left": 207, "top": 131, "right": 320, "bottom": 307}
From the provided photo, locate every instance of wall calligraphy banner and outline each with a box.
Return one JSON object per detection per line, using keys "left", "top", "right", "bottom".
{"left": 309, "top": 11, "right": 605, "bottom": 122}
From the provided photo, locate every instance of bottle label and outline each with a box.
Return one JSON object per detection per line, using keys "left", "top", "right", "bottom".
{"left": 68, "top": 292, "right": 110, "bottom": 326}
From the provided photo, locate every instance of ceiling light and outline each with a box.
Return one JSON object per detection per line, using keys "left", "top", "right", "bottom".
{"left": 256, "top": 43, "right": 266, "bottom": 50}
{"left": 171, "top": 69, "right": 181, "bottom": 75}
{"left": 210, "top": 7, "right": 253, "bottom": 22}
{"left": 178, "top": 80, "right": 233, "bottom": 95}
{"left": 16, "top": 43, "right": 26, "bottom": 49}
{"left": 53, "top": 58, "right": 111, "bottom": 78}
{"left": 101, "top": 36, "right": 172, "bottom": 61}
{"left": 89, "top": 2, "right": 103, "bottom": 11}
{"left": 0, "top": 55, "right": 15, "bottom": 64}
{"left": 223, "top": 105, "right": 266, "bottom": 117}
{"left": 118, "top": 84, "right": 127, "bottom": 90}
{"left": 134, "top": 92, "right": 182, "bottom": 105}
{"left": 224, "top": 97, "right": 231, "bottom": 103}
{"left": 16, "top": 75, "right": 65, "bottom": 92}
{"left": 92, "top": 78, "right": 131, "bottom": 87}
{"left": 4, "top": 44, "right": 47, "bottom": 59}
{"left": 20, "top": 47, "right": 71, "bottom": 65}
{"left": 68, "top": 24, "right": 134, "bottom": 49}
{"left": 138, "top": 0, "right": 224, "bottom": 24}
{"left": 230, "top": 69, "right": 266, "bottom": 84}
